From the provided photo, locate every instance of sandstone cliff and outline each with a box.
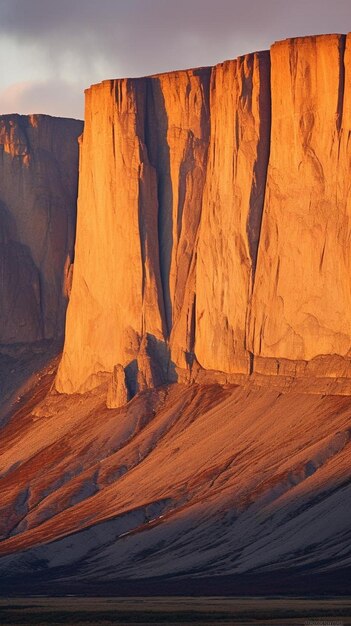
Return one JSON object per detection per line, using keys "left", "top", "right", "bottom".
{"left": 57, "top": 34, "right": 351, "bottom": 400}
{"left": 0, "top": 114, "right": 83, "bottom": 345}
{"left": 2, "top": 35, "right": 351, "bottom": 595}
{"left": 195, "top": 52, "right": 270, "bottom": 374}
{"left": 248, "top": 35, "right": 351, "bottom": 375}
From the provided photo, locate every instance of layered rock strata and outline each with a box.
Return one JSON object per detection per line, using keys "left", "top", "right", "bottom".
{"left": 57, "top": 34, "right": 351, "bottom": 401}
{"left": 0, "top": 114, "right": 83, "bottom": 344}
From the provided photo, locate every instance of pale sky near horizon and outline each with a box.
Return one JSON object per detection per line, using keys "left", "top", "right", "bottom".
{"left": 0, "top": 0, "right": 351, "bottom": 120}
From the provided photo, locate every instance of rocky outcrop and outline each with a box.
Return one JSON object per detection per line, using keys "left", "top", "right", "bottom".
{"left": 106, "top": 364, "right": 129, "bottom": 408}
{"left": 57, "top": 34, "right": 351, "bottom": 400}
{"left": 0, "top": 114, "right": 83, "bottom": 345}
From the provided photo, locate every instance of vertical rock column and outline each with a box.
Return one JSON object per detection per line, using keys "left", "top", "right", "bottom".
{"left": 56, "top": 79, "right": 166, "bottom": 393}
{"left": 146, "top": 69, "right": 211, "bottom": 370}
{"left": 248, "top": 35, "right": 351, "bottom": 367}
{"left": 57, "top": 69, "right": 211, "bottom": 396}
{"left": 195, "top": 53, "right": 271, "bottom": 374}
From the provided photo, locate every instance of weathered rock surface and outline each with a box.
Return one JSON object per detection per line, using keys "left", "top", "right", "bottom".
{"left": 106, "top": 364, "right": 129, "bottom": 408}
{"left": 56, "top": 70, "right": 211, "bottom": 393}
{"left": 0, "top": 114, "right": 83, "bottom": 345}
{"left": 195, "top": 53, "right": 270, "bottom": 374}
{"left": 248, "top": 35, "right": 351, "bottom": 368}
{"left": 57, "top": 33, "right": 351, "bottom": 399}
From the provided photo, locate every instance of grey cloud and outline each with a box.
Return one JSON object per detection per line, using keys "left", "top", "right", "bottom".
{"left": 0, "top": 79, "right": 84, "bottom": 119}
{"left": 2, "top": 1, "right": 350, "bottom": 72}
{"left": 0, "top": 0, "right": 350, "bottom": 117}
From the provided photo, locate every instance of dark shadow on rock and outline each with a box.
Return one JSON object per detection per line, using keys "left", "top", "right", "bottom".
{"left": 247, "top": 50, "right": 271, "bottom": 282}
{"left": 124, "top": 358, "right": 139, "bottom": 399}
{"left": 0, "top": 339, "right": 62, "bottom": 428}
{"left": 123, "top": 333, "right": 178, "bottom": 402}
{"left": 144, "top": 77, "right": 173, "bottom": 336}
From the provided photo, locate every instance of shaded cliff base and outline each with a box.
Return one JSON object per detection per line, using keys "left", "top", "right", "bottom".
{"left": 190, "top": 355, "right": 351, "bottom": 395}
{"left": 0, "top": 340, "right": 62, "bottom": 428}
{"left": 88, "top": 349, "right": 351, "bottom": 408}
{"left": 1, "top": 370, "right": 351, "bottom": 595}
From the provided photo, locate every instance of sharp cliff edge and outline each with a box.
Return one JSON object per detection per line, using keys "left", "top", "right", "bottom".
{"left": 56, "top": 34, "right": 351, "bottom": 404}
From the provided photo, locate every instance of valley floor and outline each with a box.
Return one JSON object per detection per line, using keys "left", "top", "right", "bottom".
{"left": 1, "top": 596, "right": 351, "bottom": 626}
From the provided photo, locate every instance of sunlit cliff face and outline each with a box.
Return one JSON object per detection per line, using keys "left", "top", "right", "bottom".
{"left": 57, "top": 34, "right": 351, "bottom": 405}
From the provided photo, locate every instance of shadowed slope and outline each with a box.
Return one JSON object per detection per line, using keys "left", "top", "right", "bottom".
{"left": 1, "top": 375, "right": 351, "bottom": 592}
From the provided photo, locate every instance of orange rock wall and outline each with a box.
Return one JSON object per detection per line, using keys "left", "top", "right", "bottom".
{"left": 57, "top": 34, "right": 351, "bottom": 397}
{"left": 57, "top": 71, "right": 211, "bottom": 393}
{"left": 195, "top": 53, "right": 270, "bottom": 374}
{"left": 248, "top": 35, "right": 351, "bottom": 364}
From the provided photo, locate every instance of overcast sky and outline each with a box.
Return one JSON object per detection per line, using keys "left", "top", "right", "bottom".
{"left": 0, "top": 0, "right": 350, "bottom": 120}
